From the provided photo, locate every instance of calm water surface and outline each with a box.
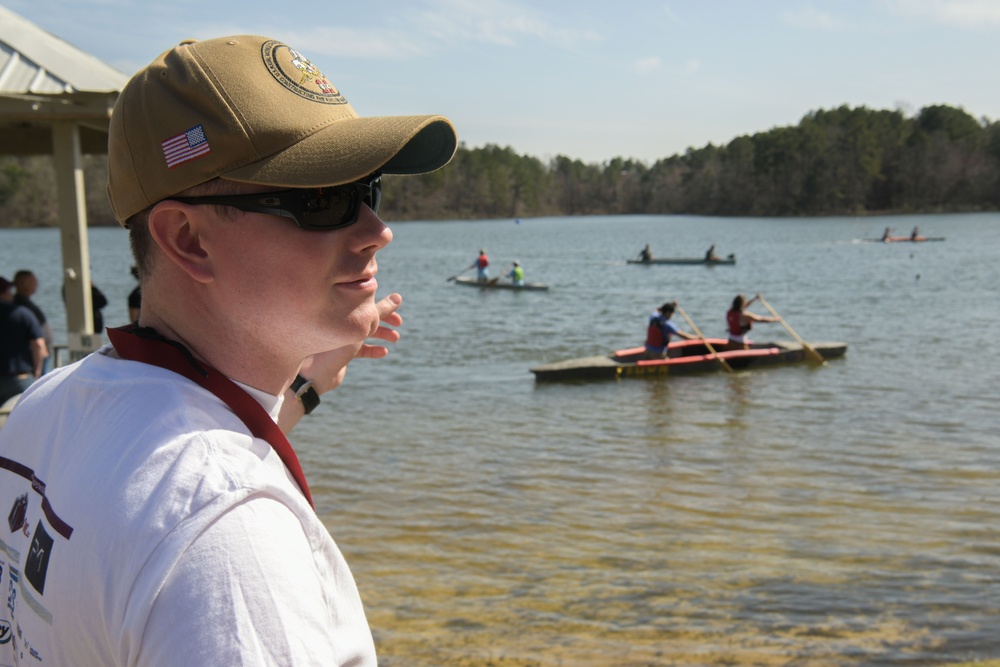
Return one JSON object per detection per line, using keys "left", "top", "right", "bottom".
{"left": 2, "top": 212, "right": 998, "bottom": 666}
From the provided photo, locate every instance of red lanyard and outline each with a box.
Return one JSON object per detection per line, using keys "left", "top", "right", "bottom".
{"left": 107, "top": 325, "right": 313, "bottom": 508}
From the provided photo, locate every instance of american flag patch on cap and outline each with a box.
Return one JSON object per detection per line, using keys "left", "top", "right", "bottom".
{"left": 162, "top": 125, "right": 211, "bottom": 168}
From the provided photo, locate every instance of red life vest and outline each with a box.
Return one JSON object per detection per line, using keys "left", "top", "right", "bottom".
{"left": 646, "top": 316, "right": 667, "bottom": 349}
{"left": 477, "top": 254, "right": 489, "bottom": 268}
{"left": 727, "top": 309, "right": 751, "bottom": 336}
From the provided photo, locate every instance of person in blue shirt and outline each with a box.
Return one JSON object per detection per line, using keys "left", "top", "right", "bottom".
{"left": 644, "top": 301, "right": 697, "bottom": 359}
{"left": 0, "top": 276, "right": 48, "bottom": 405}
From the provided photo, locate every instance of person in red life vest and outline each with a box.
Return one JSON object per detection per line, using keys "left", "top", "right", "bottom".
{"left": 644, "top": 301, "right": 698, "bottom": 359}
{"left": 470, "top": 248, "right": 489, "bottom": 281}
{"left": 0, "top": 34, "right": 457, "bottom": 667}
{"left": 726, "top": 293, "right": 780, "bottom": 349}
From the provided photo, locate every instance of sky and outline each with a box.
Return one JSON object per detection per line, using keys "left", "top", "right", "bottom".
{"left": 5, "top": 0, "right": 1000, "bottom": 164}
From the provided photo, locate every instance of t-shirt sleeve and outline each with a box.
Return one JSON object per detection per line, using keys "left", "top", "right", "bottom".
{"left": 137, "top": 497, "right": 367, "bottom": 666}
{"left": 16, "top": 308, "right": 44, "bottom": 340}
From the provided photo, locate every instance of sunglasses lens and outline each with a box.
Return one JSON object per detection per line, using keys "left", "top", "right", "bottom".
{"left": 282, "top": 175, "right": 382, "bottom": 230}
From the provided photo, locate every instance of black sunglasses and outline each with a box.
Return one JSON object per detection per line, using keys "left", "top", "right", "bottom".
{"left": 169, "top": 173, "right": 382, "bottom": 231}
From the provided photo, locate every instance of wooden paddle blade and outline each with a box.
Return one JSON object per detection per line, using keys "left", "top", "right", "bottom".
{"left": 675, "top": 305, "right": 734, "bottom": 373}
{"left": 757, "top": 296, "right": 826, "bottom": 365}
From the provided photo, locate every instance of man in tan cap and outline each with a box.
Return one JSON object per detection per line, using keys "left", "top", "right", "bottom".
{"left": 0, "top": 35, "right": 456, "bottom": 666}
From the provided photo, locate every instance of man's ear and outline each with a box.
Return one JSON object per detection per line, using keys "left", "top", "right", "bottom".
{"left": 147, "top": 201, "right": 214, "bottom": 284}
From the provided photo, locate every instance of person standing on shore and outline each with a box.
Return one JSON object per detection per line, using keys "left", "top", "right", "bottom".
{"left": 0, "top": 33, "right": 456, "bottom": 666}
{"left": 13, "top": 269, "right": 53, "bottom": 372}
{"left": 61, "top": 279, "right": 109, "bottom": 333}
{"left": 0, "top": 275, "right": 47, "bottom": 403}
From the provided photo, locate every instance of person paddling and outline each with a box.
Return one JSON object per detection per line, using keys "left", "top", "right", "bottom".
{"left": 470, "top": 248, "right": 490, "bottom": 281}
{"left": 725, "top": 293, "right": 780, "bottom": 349}
{"left": 644, "top": 301, "right": 697, "bottom": 359}
{"left": 507, "top": 260, "right": 525, "bottom": 286}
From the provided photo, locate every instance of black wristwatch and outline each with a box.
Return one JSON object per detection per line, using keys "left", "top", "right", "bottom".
{"left": 290, "top": 374, "right": 320, "bottom": 415}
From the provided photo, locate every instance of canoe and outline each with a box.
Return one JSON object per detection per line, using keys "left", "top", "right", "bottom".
{"left": 627, "top": 254, "right": 736, "bottom": 265}
{"left": 452, "top": 276, "right": 550, "bottom": 291}
{"left": 530, "top": 338, "right": 847, "bottom": 381}
{"left": 864, "top": 236, "right": 945, "bottom": 243}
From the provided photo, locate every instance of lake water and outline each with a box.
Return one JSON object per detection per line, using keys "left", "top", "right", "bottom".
{"left": 2, "top": 212, "right": 999, "bottom": 666}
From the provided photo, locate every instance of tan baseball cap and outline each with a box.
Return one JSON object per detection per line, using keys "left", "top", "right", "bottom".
{"left": 108, "top": 35, "right": 458, "bottom": 225}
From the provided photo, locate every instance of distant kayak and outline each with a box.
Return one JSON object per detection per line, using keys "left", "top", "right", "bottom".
{"left": 451, "top": 276, "right": 550, "bottom": 291}
{"left": 865, "top": 236, "right": 945, "bottom": 243}
{"left": 627, "top": 254, "right": 736, "bottom": 266}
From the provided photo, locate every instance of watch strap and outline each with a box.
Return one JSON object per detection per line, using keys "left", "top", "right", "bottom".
{"left": 290, "top": 374, "right": 320, "bottom": 415}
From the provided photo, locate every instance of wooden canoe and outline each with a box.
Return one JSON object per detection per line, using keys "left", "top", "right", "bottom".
{"left": 452, "top": 276, "right": 550, "bottom": 291}
{"left": 530, "top": 338, "right": 847, "bottom": 381}
{"left": 627, "top": 254, "right": 736, "bottom": 265}
{"left": 864, "top": 236, "right": 945, "bottom": 243}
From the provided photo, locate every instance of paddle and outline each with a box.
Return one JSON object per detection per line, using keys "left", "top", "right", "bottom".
{"left": 756, "top": 295, "right": 826, "bottom": 365}
{"left": 446, "top": 266, "right": 473, "bottom": 281}
{"left": 675, "top": 304, "right": 734, "bottom": 374}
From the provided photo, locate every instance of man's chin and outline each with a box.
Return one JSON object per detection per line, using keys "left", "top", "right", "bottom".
{"left": 346, "top": 304, "right": 381, "bottom": 342}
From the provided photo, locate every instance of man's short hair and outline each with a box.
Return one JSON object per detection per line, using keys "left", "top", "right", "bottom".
{"left": 127, "top": 179, "right": 245, "bottom": 277}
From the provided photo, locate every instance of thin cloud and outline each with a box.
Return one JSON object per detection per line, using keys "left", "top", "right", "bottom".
{"left": 277, "top": 27, "right": 428, "bottom": 60}
{"left": 137, "top": 0, "right": 604, "bottom": 64}
{"left": 633, "top": 56, "right": 662, "bottom": 74}
{"left": 411, "top": 0, "right": 604, "bottom": 50}
{"left": 275, "top": 1, "right": 603, "bottom": 60}
{"left": 883, "top": 0, "right": 1000, "bottom": 29}
{"left": 661, "top": 3, "right": 691, "bottom": 30}
{"left": 780, "top": 6, "right": 847, "bottom": 30}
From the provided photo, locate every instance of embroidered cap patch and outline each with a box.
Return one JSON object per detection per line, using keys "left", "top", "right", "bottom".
{"left": 261, "top": 40, "right": 347, "bottom": 105}
{"left": 162, "top": 124, "right": 212, "bottom": 169}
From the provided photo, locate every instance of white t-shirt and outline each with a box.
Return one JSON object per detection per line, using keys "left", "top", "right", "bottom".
{"left": 0, "top": 346, "right": 376, "bottom": 666}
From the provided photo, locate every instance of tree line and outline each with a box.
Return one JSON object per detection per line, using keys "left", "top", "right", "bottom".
{"left": 2, "top": 103, "right": 998, "bottom": 227}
